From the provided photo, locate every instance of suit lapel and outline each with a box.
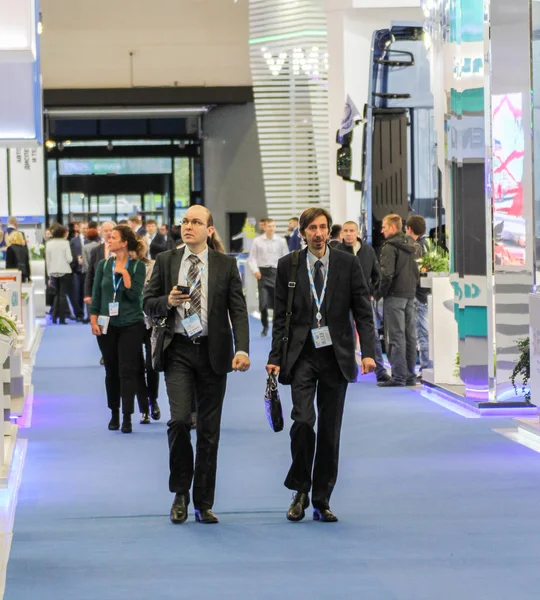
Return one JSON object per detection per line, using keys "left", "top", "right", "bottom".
{"left": 324, "top": 247, "right": 340, "bottom": 311}
{"left": 207, "top": 249, "right": 217, "bottom": 316}
{"left": 297, "top": 249, "right": 311, "bottom": 312}
{"left": 169, "top": 247, "right": 185, "bottom": 290}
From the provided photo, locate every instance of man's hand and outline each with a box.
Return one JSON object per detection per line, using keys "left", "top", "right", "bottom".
{"left": 232, "top": 354, "right": 251, "bottom": 372}
{"left": 254, "top": 271, "right": 262, "bottom": 280}
{"left": 84, "top": 296, "right": 92, "bottom": 305}
{"left": 167, "top": 287, "right": 190, "bottom": 307}
{"left": 361, "top": 358, "right": 376, "bottom": 375}
{"left": 266, "top": 364, "right": 280, "bottom": 376}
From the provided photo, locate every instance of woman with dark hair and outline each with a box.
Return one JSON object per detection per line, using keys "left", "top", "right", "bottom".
{"left": 90, "top": 225, "right": 146, "bottom": 434}
{"left": 45, "top": 225, "right": 73, "bottom": 324}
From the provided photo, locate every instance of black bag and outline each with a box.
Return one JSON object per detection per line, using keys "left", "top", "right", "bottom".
{"left": 264, "top": 373, "right": 284, "bottom": 433}
{"left": 150, "top": 316, "right": 173, "bottom": 372}
{"left": 278, "top": 250, "right": 299, "bottom": 385}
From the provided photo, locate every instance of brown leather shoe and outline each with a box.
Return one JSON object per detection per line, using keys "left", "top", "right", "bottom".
{"left": 195, "top": 509, "right": 219, "bottom": 524}
{"left": 170, "top": 493, "right": 189, "bottom": 524}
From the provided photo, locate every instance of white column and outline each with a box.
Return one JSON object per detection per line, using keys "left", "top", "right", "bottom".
{"left": 324, "top": 1, "right": 423, "bottom": 225}
{"left": 0, "top": 150, "right": 7, "bottom": 218}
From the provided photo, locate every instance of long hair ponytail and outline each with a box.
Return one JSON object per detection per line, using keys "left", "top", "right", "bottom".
{"left": 207, "top": 230, "right": 225, "bottom": 254}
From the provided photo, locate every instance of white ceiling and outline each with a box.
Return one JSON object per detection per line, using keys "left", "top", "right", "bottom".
{"left": 40, "top": 0, "right": 251, "bottom": 88}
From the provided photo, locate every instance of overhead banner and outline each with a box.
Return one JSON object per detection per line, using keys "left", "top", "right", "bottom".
{"left": 8, "top": 147, "right": 45, "bottom": 217}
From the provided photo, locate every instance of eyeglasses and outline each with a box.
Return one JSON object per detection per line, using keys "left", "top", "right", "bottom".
{"left": 181, "top": 219, "right": 207, "bottom": 228}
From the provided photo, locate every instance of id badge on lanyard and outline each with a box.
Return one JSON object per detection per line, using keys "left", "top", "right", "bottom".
{"left": 181, "top": 264, "right": 205, "bottom": 338}
{"left": 109, "top": 258, "right": 129, "bottom": 317}
{"left": 308, "top": 260, "right": 333, "bottom": 348}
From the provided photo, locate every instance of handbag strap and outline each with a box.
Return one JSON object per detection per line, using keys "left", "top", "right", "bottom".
{"left": 283, "top": 250, "right": 299, "bottom": 346}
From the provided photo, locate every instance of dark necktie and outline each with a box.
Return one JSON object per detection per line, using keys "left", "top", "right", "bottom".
{"left": 314, "top": 260, "right": 324, "bottom": 297}
{"left": 187, "top": 254, "right": 202, "bottom": 319}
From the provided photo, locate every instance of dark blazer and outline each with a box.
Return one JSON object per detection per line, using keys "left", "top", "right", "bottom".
{"left": 149, "top": 233, "right": 170, "bottom": 260}
{"left": 6, "top": 244, "right": 31, "bottom": 282}
{"left": 288, "top": 228, "right": 302, "bottom": 251}
{"left": 84, "top": 243, "right": 105, "bottom": 298}
{"left": 143, "top": 246, "right": 250, "bottom": 376}
{"left": 269, "top": 247, "right": 375, "bottom": 384}
{"left": 70, "top": 235, "right": 83, "bottom": 273}
{"left": 336, "top": 240, "right": 381, "bottom": 297}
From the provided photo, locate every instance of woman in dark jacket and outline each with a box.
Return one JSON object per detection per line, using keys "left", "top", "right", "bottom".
{"left": 6, "top": 231, "right": 31, "bottom": 282}
{"left": 90, "top": 225, "right": 146, "bottom": 434}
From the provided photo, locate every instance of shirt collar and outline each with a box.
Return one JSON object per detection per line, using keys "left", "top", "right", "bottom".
{"left": 307, "top": 245, "right": 329, "bottom": 268}
{"left": 183, "top": 245, "right": 209, "bottom": 267}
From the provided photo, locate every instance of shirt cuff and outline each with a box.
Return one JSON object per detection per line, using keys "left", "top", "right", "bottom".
{"left": 235, "top": 351, "right": 249, "bottom": 358}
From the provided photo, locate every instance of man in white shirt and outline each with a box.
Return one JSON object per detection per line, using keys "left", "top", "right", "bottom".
{"left": 248, "top": 218, "right": 289, "bottom": 336}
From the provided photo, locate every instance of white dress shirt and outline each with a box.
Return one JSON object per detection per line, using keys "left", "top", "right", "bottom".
{"left": 248, "top": 234, "right": 289, "bottom": 273}
{"left": 174, "top": 246, "right": 209, "bottom": 335}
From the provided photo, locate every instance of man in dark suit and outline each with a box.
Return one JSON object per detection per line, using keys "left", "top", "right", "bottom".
{"left": 266, "top": 207, "right": 376, "bottom": 523}
{"left": 146, "top": 219, "right": 169, "bottom": 259}
{"left": 84, "top": 221, "right": 115, "bottom": 302}
{"left": 159, "top": 224, "right": 176, "bottom": 251}
{"left": 144, "top": 205, "right": 250, "bottom": 526}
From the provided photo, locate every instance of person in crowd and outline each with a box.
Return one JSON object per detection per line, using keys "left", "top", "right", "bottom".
{"left": 258, "top": 218, "right": 267, "bottom": 235}
{"left": 377, "top": 214, "right": 419, "bottom": 387}
{"left": 287, "top": 216, "right": 302, "bottom": 251}
{"left": 266, "top": 207, "right": 376, "bottom": 523}
{"left": 131, "top": 237, "right": 161, "bottom": 425}
{"left": 143, "top": 205, "right": 250, "bottom": 526}
{"left": 159, "top": 224, "right": 176, "bottom": 252}
{"left": 88, "top": 220, "right": 99, "bottom": 231}
{"left": 170, "top": 224, "right": 182, "bottom": 245}
{"left": 146, "top": 219, "right": 169, "bottom": 259}
{"left": 128, "top": 215, "right": 146, "bottom": 237}
{"left": 248, "top": 218, "right": 289, "bottom": 337}
{"left": 66, "top": 222, "right": 84, "bottom": 322}
{"left": 84, "top": 221, "right": 115, "bottom": 303}
{"left": 90, "top": 225, "right": 146, "bottom": 434}
{"left": 82, "top": 228, "right": 100, "bottom": 275}
{"left": 328, "top": 224, "right": 343, "bottom": 249}
{"left": 46, "top": 225, "right": 73, "bottom": 325}
{"left": 406, "top": 215, "right": 433, "bottom": 378}
{"left": 6, "top": 231, "right": 31, "bottom": 283}
{"left": 44, "top": 228, "right": 53, "bottom": 241}
{"left": 337, "top": 221, "right": 390, "bottom": 382}
{"left": 6, "top": 216, "right": 18, "bottom": 235}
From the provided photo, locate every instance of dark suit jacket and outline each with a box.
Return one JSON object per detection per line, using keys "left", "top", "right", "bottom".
{"left": 6, "top": 244, "right": 31, "bottom": 282}
{"left": 269, "top": 247, "right": 374, "bottom": 384}
{"left": 84, "top": 243, "right": 105, "bottom": 298}
{"left": 70, "top": 236, "right": 83, "bottom": 273}
{"left": 149, "top": 233, "right": 170, "bottom": 260}
{"left": 143, "top": 247, "right": 250, "bottom": 376}
{"left": 336, "top": 240, "right": 381, "bottom": 297}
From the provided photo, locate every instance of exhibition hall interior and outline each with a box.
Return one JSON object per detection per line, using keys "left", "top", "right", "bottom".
{"left": 2, "top": 0, "right": 540, "bottom": 598}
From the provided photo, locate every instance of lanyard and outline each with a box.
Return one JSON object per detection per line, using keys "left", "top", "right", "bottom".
{"left": 307, "top": 259, "right": 328, "bottom": 327}
{"left": 112, "top": 257, "right": 130, "bottom": 302}
{"left": 183, "top": 265, "right": 205, "bottom": 294}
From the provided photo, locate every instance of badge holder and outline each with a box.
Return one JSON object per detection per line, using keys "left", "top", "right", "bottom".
{"left": 308, "top": 263, "right": 333, "bottom": 349}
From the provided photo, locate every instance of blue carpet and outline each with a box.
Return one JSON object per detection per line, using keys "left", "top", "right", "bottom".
{"left": 5, "top": 321, "right": 540, "bottom": 599}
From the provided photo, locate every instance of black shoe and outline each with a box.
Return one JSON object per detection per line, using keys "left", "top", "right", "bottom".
{"left": 313, "top": 508, "right": 338, "bottom": 522}
{"left": 287, "top": 492, "right": 310, "bottom": 522}
{"left": 261, "top": 328, "right": 268, "bottom": 337}
{"left": 406, "top": 378, "right": 420, "bottom": 387}
{"left": 150, "top": 401, "right": 161, "bottom": 421}
{"left": 59, "top": 320, "right": 67, "bottom": 325}
{"left": 195, "top": 509, "right": 219, "bottom": 524}
{"left": 377, "top": 380, "right": 405, "bottom": 387}
{"left": 170, "top": 493, "right": 189, "bottom": 524}
{"left": 190, "top": 412, "right": 197, "bottom": 431}
{"left": 140, "top": 413, "right": 151, "bottom": 425}
{"left": 121, "top": 415, "right": 132, "bottom": 434}
{"left": 376, "top": 374, "right": 391, "bottom": 383}
{"left": 108, "top": 410, "right": 120, "bottom": 431}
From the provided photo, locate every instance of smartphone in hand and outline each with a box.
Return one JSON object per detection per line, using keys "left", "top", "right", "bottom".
{"left": 176, "top": 285, "right": 191, "bottom": 295}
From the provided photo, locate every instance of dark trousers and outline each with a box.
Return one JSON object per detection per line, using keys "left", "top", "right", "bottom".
{"left": 258, "top": 267, "right": 276, "bottom": 329}
{"left": 136, "top": 327, "right": 160, "bottom": 413}
{"left": 66, "top": 272, "right": 83, "bottom": 318}
{"left": 97, "top": 322, "right": 146, "bottom": 415}
{"left": 164, "top": 334, "right": 227, "bottom": 509}
{"left": 51, "top": 274, "right": 70, "bottom": 323}
{"left": 285, "top": 337, "right": 348, "bottom": 509}
{"left": 383, "top": 296, "right": 417, "bottom": 384}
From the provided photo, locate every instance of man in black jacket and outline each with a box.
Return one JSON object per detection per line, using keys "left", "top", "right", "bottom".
{"left": 377, "top": 214, "right": 419, "bottom": 387}
{"left": 406, "top": 215, "right": 433, "bottom": 377}
{"left": 84, "top": 221, "right": 115, "bottom": 301}
{"left": 144, "top": 205, "right": 250, "bottom": 525}
{"left": 337, "top": 221, "right": 389, "bottom": 382}
{"left": 266, "top": 207, "right": 375, "bottom": 523}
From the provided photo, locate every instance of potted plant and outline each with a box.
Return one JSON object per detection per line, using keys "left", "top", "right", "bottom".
{"left": 510, "top": 337, "right": 530, "bottom": 403}
{"left": 0, "top": 309, "right": 18, "bottom": 365}
{"left": 30, "top": 243, "right": 45, "bottom": 261}
{"left": 417, "top": 239, "right": 450, "bottom": 275}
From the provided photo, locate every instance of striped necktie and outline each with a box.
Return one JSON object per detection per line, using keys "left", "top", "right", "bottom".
{"left": 187, "top": 254, "right": 202, "bottom": 318}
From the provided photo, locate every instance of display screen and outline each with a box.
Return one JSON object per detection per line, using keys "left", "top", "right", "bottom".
{"left": 492, "top": 93, "right": 526, "bottom": 267}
